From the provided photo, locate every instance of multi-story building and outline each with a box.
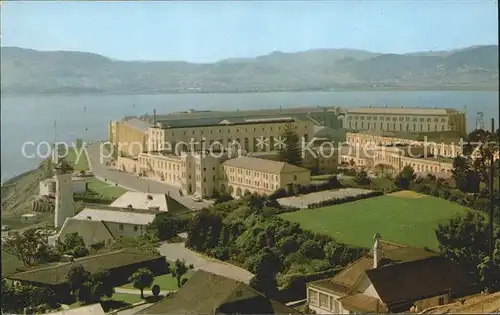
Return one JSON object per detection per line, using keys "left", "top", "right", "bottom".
{"left": 147, "top": 117, "right": 314, "bottom": 154}
{"left": 220, "top": 156, "right": 311, "bottom": 197}
{"left": 342, "top": 107, "right": 466, "bottom": 136}
{"left": 345, "top": 132, "right": 464, "bottom": 158}
{"left": 117, "top": 152, "right": 311, "bottom": 198}
{"left": 108, "top": 117, "right": 150, "bottom": 156}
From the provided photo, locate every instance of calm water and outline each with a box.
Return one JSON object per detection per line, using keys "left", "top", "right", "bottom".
{"left": 1, "top": 91, "right": 498, "bottom": 183}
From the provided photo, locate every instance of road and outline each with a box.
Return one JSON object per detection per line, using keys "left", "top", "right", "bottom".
{"left": 158, "top": 242, "right": 254, "bottom": 284}
{"left": 114, "top": 303, "right": 154, "bottom": 315}
{"left": 85, "top": 143, "right": 212, "bottom": 210}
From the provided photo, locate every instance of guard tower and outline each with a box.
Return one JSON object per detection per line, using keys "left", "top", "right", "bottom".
{"left": 54, "top": 159, "right": 74, "bottom": 228}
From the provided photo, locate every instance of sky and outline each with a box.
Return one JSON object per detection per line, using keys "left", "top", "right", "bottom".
{"left": 2, "top": 1, "right": 498, "bottom": 63}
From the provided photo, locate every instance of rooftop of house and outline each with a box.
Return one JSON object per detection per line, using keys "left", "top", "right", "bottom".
{"left": 73, "top": 207, "right": 160, "bottom": 225}
{"left": 57, "top": 218, "right": 115, "bottom": 246}
{"left": 138, "top": 270, "right": 298, "bottom": 315}
{"left": 309, "top": 240, "right": 476, "bottom": 312}
{"left": 6, "top": 249, "right": 163, "bottom": 286}
{"left": 223, "top": 156, "right": 309, "bottom": 174}
{"left": 345, "top": 107, "right": 460, "bottom": 116}
{"left": 419, "top": 291, "right": 500, "bottom": 314}
{"left": 109, "top": 192, "right": 189, "bottom": 214}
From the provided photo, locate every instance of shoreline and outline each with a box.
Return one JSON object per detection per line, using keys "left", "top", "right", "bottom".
{"left": 2, "top": 86, "right": 499, "bottom": 97}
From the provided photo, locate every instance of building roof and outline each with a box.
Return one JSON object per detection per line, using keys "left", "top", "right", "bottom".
{"left": 57, "top": 218, "right": 114, "bottom": 247}
{"left": 110, "top": 192, "right": 190, "bottom": 214}
{"left": 309, "top": 242, "right": 439, "bottom": 295}
{"left": 157, "top": 117, "right": 297, "bottom": 129}
{"left": 138, "top": 270, "right": 298, "bottom": 315}
{"left": 6, "top": 249, "right": 163, "bottom": 286}
{"left": 309, "top": 241, "right": 475, "bottom": 312}
{"left": 149, "top": 106, "right": 339, "bottom": 122}
{"left": 222, "top": 156, "right": 309, "bottom": 174}
{"left": 365, "top": 256, "right": 477, "bottom": 307}
{"left": 45, "top": 303, "right": 105, "bottom": 315}
{"left": 123, "top": 117, "right": 151, "bottom": 133}
{"left": 73, "top": 208, "right": 157, "bottom": 225}
{"left": 345, "top": 107, "right": 458, "bottom": 116}
{"left": 338, "top": 293, "right": 388, "bottom": 313}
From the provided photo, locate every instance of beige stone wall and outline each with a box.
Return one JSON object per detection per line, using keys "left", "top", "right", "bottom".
{"left": 110, "top": 120, "right": 148, "bottom": 157}
{"left": 343, "top": 111, "right": 466, "bottom": 135}
{"left": 117, "top": 156, "right": 140, "bottom": 173}
{"left": 147, "top": 120, "right": 314, "bottom": 154}
{"left": 105, "top": 221, "right": 146, "bottom": 238}
{"left": 220, "top": 165, "right": 311, "bottom": 197}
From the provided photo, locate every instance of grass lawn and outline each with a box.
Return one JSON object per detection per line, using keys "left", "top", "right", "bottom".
{"left": 279, "top": 191, "right": 468, "bottom": 249}
{"left": 121, "top": 270, "right": 195, "bottom": 291}
{"left": 86, "top": 177, "right": 126, "bottom": 199}
{"left": 110, "top": 293, "right": 143, "bottom": 304}
{"left": 65, "top": 147, "right": 89, "bottom": 171}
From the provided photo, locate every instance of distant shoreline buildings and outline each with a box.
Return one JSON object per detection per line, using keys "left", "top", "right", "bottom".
{"left": 108, "top": 105, "right": 469, "bottom": 198}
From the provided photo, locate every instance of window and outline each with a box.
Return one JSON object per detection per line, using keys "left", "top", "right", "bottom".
{"left": 133, "top": 225, "right": 138, "bottom": 232}
{"left": 319, "top": 293, "right": 329, "bottom": 309}
{"left": 293, "top": 175, "right": 298, "bottom": 181}
{"left": 309, "top": 290, "right": 319, "bottom": 306}
{"left": 438, "top": 297, "right": 445, "bottom": 305}
{"left": 119, "top": 224, "right": 124, "bottom": 231}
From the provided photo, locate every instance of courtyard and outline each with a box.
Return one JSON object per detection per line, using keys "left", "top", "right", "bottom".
{"left": 279, "top": 191, "right": 468, "bottom": 249}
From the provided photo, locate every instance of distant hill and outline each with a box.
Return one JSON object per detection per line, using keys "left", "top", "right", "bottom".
{"left": 1, "top": 45, "right": 498, "bottom": 94}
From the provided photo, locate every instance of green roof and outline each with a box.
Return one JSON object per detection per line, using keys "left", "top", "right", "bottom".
{"left": 139, "top": 270, "right": 298, "bottom": 315}
{"left": 7, "top": 249, "right": 163, "bottom": 286}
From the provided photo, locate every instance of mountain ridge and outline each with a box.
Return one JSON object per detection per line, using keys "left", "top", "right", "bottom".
{"left": 1, "top": 45, "right": 498, "bottom": 94}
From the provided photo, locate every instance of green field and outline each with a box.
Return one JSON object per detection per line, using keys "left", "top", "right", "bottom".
{"left": 86, "top": 177, "right": 126, "bottom": 199}
{"left": 279, "top": 192, "right": 468, "bottom": 249}
{"left": 121, "top": 270, "right": 194, "bottom": 291}
{"left": 65, "top": 147, "right": 89, "bottom": 171}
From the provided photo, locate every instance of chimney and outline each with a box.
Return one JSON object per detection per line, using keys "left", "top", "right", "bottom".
{"left": 373, "top": 233, "right": 382, "bottom": 268}
{"left": 153, "top": 109, "right": 157, "bottom": 125}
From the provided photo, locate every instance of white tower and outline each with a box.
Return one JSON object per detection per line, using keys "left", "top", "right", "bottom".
{"left": 373, "top": 233, "right": 382, "bottom": 268}
{"left": 54, "top": 159, "right": 74, "bottom": 228}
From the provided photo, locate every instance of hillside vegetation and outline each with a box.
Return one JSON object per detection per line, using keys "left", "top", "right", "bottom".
{"left": 1, "top": 45, "right": 498, "bottom": 94}
{"left": 1, "top": 160, "right": 52, "bottom": 217}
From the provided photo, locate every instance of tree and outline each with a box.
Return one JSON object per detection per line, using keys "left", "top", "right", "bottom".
{"left": 66, "top": 264, "right": 91, "bottom": 295}
{"left": 326, "top": 175, "right": 342, "bottom": 189}
{"left": 170, "top": 259, "right": 192, "bottom": 288}
{"left": 394, "top": 165, "right": 416, "bottom": 190}
{"left": 435, "top": 210, "right": 500, "bottom": 282}
{"left": 354, "top": 170, "right": 371, "bottom": 186}
{"left": 3, "top": 228, "right": 54, "bottom": 267}
{"left": 151, "top": 284, "right": 160, "bottom": 296}
{"left": 278, "top": 123, "right": 303, "bottom": 166}
{"left": 148, "top": 215, "right": 190, "bottom": 241}
{"left": 214, "top": 193, "right": 233, "bottom": 205}
{"left": 129, "top": 268, "right": 154, "bottom": 299}
{"left": 452, "top": 156, "right": 480, "bottom": 193}
{"left": 299, "top": 240, "right": 324, "bottom": 259}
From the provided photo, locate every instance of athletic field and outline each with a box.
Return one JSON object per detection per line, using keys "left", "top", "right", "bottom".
{"left": 279, "top": 191, "right": 468, "bottom": 249}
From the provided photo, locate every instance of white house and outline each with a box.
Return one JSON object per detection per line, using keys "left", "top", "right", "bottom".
{"left": 72, "top": 206, "right": 159, "bottom": 238}
{"left": 39, "top": 177, "right": 87, "bottom": 197}
{"left": 48, "top": 218, "right": 115, "bottom": 248}
{"left": 306, "top": 234, "right": 476, "bottom": 313}
{"left": 109, "top": 191, "right": 188, "bottom": 213}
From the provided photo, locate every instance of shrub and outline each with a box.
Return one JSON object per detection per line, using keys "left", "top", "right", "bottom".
{"left": 180, "top": 278, "right": 188, "bottom": 287}
{"left": 442, "top": 190, "right": 452, "bottom": 200}
{"left": 151, "top": 284, "right": 160, "bottom": 296}
{"left": 307, "top": 191, "right": 382, "bottom": 209}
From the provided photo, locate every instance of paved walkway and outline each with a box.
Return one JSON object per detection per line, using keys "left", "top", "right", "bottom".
{"left": 114, "top": 287, "right": 174, "bottom": 296}
{"left": 85, "top": 143, "right": 212, "bottom": 210}
{"left": 158, "top": 242, "right": 254, "bottom": 284}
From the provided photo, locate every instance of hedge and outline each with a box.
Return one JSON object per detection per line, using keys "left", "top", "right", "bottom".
{"left": 276, "top": 267, "right": 344, "bottom": 302}
{"left": 306, "top": 191, "right": 383, "bottom": 209}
